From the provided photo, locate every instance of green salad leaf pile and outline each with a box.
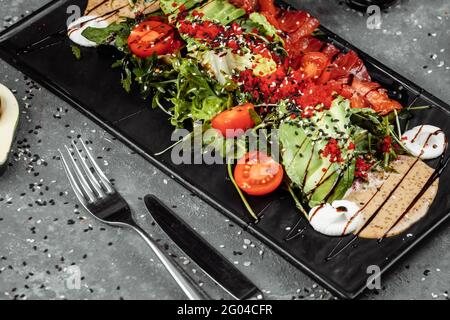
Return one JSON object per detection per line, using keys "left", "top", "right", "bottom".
{"left": 78, "top": 0, "right": 409, "bottom": 220}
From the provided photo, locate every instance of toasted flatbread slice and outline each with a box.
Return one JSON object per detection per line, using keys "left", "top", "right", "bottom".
{"left": 85, "top": 0, "right": 160, "bottom": 23}
{"left": 345, "top": 155, "right": 438, "bottom": 239}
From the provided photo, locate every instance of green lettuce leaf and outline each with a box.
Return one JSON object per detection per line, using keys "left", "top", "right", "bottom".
{"left": 82, "top": 23, "right": 130, "bottom": 49}
{"left": 170, "top": 59, "right": 232, "bottom": 127}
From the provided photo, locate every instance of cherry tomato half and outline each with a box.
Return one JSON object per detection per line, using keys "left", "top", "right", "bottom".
{"left": 211, "top": 103, "right": 255, "bottom": 138}
{"left": 128, "top": 20, "right": 182, "bottom": 58}
{"left": 300, "top": 52, "right": 329, "bottom": 80}
{"left": 234, "top": 151, "right": 284, "bottom": 196}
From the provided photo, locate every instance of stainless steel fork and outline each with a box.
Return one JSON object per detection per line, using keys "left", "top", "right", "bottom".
{"left": 59, "top": 138, "right": 205, "bottom": 300}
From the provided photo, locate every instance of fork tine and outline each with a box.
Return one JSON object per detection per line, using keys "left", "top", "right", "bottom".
{"left": 79, "top": 139, "right": 114, "bottom": 194}
{"left": 64, "top": 145, "right": 97, "bottom": 203}
{"left": 59, "top": 149, "right": 89, "bottom": 206}
{"left": 72, "top": 141, "right": 106, "bottom": 198}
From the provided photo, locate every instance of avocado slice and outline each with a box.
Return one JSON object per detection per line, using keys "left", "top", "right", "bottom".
{"left": 0, "top": 84, "right": 19, "bottom": 177}
{"left": 280, "top": 96, "right": 355, "bottom": 208}
{"left": 280, "top": 122, "right": 311, "bottom": 187}
{"left": 197, "top": 0, "right": 246, "bottom": 25}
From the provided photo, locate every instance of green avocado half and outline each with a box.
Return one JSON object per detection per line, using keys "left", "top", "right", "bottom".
{"left": 0, "top": 83, "right": 19, "bottom": 177}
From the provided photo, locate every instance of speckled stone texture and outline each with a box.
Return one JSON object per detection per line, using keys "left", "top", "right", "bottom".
{"left": 0, "top": 0, "right": 448, "bottom": 300}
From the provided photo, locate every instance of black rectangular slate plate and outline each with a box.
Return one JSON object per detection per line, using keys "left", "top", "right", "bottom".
{"left": 1, "top": 0, "right": 449, "bottom": 299}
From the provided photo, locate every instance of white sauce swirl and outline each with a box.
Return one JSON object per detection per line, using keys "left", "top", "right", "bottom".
{"left": 402, "top": 125, "right": 446, "bottom": 160}
{"left": 67, "top": 15, "right": 109, "bottom": 47}
{"left": 308, "top": 200, "right": 363, "bottom": 236}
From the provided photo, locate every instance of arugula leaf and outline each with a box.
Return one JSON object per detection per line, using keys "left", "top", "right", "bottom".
{"left": 170, "top": 59, "right": 232, "bottom": 127}
{"left": 70, "top": 44, "right": 81, "bottom": 60}
{"left": 121, "top": 63, "right": 133, "bottom": 93}
{"left": 82, "top": 23, "right": 130, "bottom": 47}
{"left": 249, "top": 108, "right": 262, "bottom": 126}
{"left": 350, "top": 108, "right": 385, "bottom": 136}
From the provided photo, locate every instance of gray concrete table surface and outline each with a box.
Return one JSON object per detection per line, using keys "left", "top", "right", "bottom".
{"left": 0, "top": 0, "right": 448, "bottom": 300}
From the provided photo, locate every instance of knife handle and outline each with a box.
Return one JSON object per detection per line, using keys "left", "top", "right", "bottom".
{"left": 145, "top": 194, "right": 262, "bottom": 300}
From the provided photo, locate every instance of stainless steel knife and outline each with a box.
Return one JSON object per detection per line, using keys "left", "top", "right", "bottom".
{"left": 144, "top": 194, "right": 263, "bottom": 300}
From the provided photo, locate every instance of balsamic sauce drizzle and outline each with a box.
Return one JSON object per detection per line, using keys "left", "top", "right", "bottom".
{"left": 325, "top": 156, "right": 421, "bottom": 261}
{"left": 16, "top": 2, "right": 128, "bottom": 55}
{"left": 309, "top": 204, "right": 325, "bottom": 221}
{"left": 284, "top": 130, "right": 450, "bottom": 262}
{"left": 325, "top": 130, "right": 447, "bottom": 260}
{"left": 305, "top": 164, "right": 335, "bottom": 197}
{"left": 284, "top": 218, "right": 307, "bottom": 241}
{"left": 411, "top": 125, "right": 424, "bottom": 143}
{"left": 341, "top": 183, "right": 385, "bottom": 235}
{"left": 302, "top": 144, "right": 315, "bottom": 187}
{"left": 16, "top": 29, "right": 67, "bottom": 55}
{"left": 85, "top": 0, "right": 110, "bottom": 15}
{"left": 379, "top": 140, "right": 449, "bottom": 241}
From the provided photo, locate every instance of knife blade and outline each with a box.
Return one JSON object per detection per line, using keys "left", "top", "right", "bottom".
{"left": 144, "top": 194, "right": 263, "bottom": 300}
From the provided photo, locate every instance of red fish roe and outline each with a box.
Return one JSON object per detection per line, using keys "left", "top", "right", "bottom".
{"left": 237, "top": 67, "right": 338, "bottom": 118}
{"left": 178, "top": 16, "right": 250, "bottom": 53}
{"left": 355, "top": 157, "right": 373, "bottom": 179}
{"left": 322, "top": 139, "right": 344, "bottom": 163}
{"left": 347, "top": 142, "right": 355, "bottom": 150}
{"left": 294, "top": 82, "right": 337, "bottom": 110}
{"left": 379, "top": 136, "right": 392, "bottom": 153}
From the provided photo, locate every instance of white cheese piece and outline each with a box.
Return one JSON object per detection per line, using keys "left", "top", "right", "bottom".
{"left": 309, "top": 200, "right": 363, "bottom": 236}
{"left": 67, "top": 15, "right": 109, "bottom": 47}
{"left": 402, "top": 125, "right": 446, "bottom": 160}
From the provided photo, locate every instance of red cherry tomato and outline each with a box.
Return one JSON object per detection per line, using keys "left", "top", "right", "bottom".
{"left": 211, "top": 103, "right": 255, "bottom": 138}
{"left": 300, "top": 52, "right": 329, "bottom": 80}
{"left": 128, "top": 20, "right": 182, "bottom": 58}
{"left": 234, "top": 151, "right": 284, "bottom": 196}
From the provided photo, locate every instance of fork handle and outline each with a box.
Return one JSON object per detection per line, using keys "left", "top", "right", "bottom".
{"left": 129, "top": 225, "right": 206, "bottom": 300}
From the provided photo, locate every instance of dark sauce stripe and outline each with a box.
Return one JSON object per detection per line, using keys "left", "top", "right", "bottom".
{"left": 85, "top": 0, "right": 110, "bottom": 15}
{"left": 284, "top": 218, "right": 307, "bottom": 241}
{"left": 341, "top": 180, "right": 387, "bottom": 236}
{"left": 411, "top": 125, "right": 424, "bottom": 143}
{"left": 309, "top": 203, "right": 325, "bottom": 221}
{"left": 302, "top": 144, "right": 316, "bottom": 188}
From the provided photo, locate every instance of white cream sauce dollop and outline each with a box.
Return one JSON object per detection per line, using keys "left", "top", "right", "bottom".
{"left": 402, "top": 125, "right": 446, "bottom": 160}
{"left": 308, "top": 200, "right": 363, "bottom": 236}
{"left": 67, "top": 16, "right": 109, "bottom": 47}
